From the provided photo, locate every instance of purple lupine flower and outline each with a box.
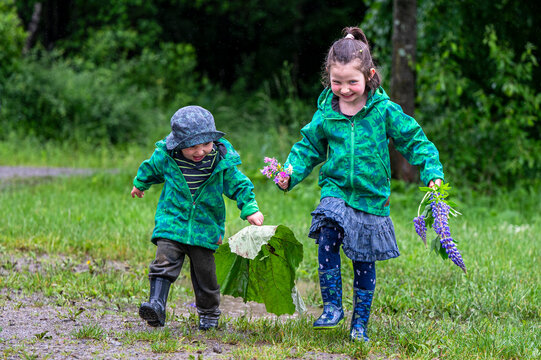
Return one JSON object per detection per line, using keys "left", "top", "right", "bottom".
{"left": 413, "top": 215, "right": 427, "bottom": 246}
{"left": 431, "top": 200, "right": 467, "bottom": 273}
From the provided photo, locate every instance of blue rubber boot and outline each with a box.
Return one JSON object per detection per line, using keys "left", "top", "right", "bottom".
{"left": 350, "top": 288, "right": 374, "bottom": 341}
{"left": 313, "top": 267, "right": 344, "bottom": 329}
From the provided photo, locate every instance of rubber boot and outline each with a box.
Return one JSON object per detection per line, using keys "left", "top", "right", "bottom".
{"left": 350, "top": 288, "right": 374, "bottom": 342}
{"left": 313, "top": 267, "right": 344, "bottom": 329}
{"left": 139, "top": 277, "right": 171, "bottom": 327}
{"left": 198, "top": 312, "right": 220, "bottom": 331}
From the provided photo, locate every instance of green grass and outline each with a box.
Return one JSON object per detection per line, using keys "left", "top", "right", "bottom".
{"left": 72, "top": 323, "right": 106, "bottom": 340}
{"left": 0, "top": 135, "right": 540, "bottom": 359}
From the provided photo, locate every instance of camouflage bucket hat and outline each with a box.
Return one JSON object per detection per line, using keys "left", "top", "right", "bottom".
{"left": 165, "top": 105, "right": 225, "bottom": 150}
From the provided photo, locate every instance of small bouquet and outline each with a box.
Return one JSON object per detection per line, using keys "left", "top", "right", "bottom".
{"left": 260, "top": 157, "right": 293, "bottom": 184}
{"left": 413, "top": 182, "right": 466, "bottom": 273}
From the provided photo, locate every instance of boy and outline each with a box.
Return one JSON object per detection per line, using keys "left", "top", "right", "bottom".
{"left": 131, "top": 105, "right": 264, "bottom": 330}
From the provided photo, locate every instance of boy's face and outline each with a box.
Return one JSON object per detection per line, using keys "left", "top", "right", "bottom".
{"left": 181, "top": 142, "right": 214, "bottom": 162}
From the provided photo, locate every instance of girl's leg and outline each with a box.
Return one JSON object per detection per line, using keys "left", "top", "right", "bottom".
{"left": 313, "top": 226, "right": 344, "bottom": 329}
{"left": 350, "top": 261, "right": 376, "bottom": 341}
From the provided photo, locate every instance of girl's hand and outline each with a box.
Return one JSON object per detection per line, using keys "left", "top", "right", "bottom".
{"left": 428, "top": 179, "right": 442, "bottom": 188}
{"left": 247, "top": 211, "right": 264, "bottom": 226}
{"left": 276, "top": 175, "right": 290, "bottom": 190}
{"left": 131, "top": 186, "right": 144, "bottom": 198}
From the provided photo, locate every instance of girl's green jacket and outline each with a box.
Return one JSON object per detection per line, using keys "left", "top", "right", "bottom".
{"left": 133, "top": 138, "right": 259, "bottom": 250}
{"left": 285, "top": 87, "right": 444, "bottom": 216}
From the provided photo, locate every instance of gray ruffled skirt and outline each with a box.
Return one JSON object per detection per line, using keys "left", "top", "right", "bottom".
{"left": 309, "top": 197, "right": 400, "bottom": 262}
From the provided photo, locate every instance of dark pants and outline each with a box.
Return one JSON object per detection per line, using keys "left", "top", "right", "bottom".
{"left": 149, "top": 238, "right": 221, "bottom": 317}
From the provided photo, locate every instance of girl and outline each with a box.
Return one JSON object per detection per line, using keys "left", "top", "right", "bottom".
{"left": 277, "top": 27, "right": 444, "bottom": 342}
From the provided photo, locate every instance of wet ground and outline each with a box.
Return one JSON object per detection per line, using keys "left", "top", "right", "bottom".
{"left": 1, "top": 167, "right": 351, "bottom": 359}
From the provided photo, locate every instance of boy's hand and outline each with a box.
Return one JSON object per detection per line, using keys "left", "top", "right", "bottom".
{"left": 276, "top": 174, "right": 290, "bottom": 190}
{"left": 247, "top": 211, "right": 264, "bottom": 226}
{"left": 131, "top": 186, "right": 144, "bottom": 198}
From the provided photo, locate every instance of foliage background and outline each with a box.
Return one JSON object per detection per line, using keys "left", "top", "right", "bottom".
{"left": 1, "top": 0, "right": 540, "bottom": 187}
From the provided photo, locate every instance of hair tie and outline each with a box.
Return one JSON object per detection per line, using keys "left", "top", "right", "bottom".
{"left": 345, "top": 34, "right": 355, "bottom": 40}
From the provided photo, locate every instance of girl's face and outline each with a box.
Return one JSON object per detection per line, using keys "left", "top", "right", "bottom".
{"left": 181, "top": 142, "right": 214, "bottom": 162}
{"left": 330, "top": 59, "right": 375, "bottom": 109}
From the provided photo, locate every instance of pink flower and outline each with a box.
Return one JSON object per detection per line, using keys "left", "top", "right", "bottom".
{"left": 260, "top": 157, "right": 292, "bottom": 183}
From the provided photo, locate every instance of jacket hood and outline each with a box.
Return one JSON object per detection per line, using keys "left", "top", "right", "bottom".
{"left": 316, "top": 87, "right": 390, "bottom": 119}
{"left": 155, "top": 138, "right": 241, "bottom": 169}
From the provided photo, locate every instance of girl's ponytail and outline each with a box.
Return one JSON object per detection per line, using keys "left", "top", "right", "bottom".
{"left": 342, "top": 27, "right": 368, "bottom": 45}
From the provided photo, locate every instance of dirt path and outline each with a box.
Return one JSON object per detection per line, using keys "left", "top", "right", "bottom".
{"left": 0, "top": 166, "right": 95, "bottom": 179}
{"left": 0, "top": 291, "right": 305, "bottom": 359}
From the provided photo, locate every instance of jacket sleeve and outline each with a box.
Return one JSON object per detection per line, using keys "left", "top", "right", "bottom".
{"left": 284, "top": 112, "right": 328, "bottom": 190}
{"left": 384, "top": 102, "right": 444, "bottom": 185}
{"left": 223, "top": 166, "right": 259, "bottom": 220}
{"left": 133, "top": 149, "right": 165, "bottom": 191}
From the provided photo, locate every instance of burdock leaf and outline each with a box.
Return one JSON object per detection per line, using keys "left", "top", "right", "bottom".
{"left": 215, "top": 225, "right": 304, "bottom": 316}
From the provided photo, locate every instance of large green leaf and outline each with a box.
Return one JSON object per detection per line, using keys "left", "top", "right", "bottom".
{"left": 214, "top": 225, "right": 304, "bottom": 316}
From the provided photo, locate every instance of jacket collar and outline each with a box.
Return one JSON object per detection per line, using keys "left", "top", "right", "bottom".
{"left": 317, "top": 87, "right": 389, "bottom": 120}
{"left": 155, "top": 138, "right": 241, "bottom": 171}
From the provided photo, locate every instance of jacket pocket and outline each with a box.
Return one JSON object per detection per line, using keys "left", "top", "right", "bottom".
{"left": 376, "top": 153, "right": 391, "bottom": 182}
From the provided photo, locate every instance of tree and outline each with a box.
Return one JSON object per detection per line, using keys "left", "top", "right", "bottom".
{"left": 389, "top": 0, "right": 418, "bottom": 182}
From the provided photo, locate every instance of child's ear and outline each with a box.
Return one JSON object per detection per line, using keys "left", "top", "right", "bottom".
{"left": 369, "top": 68, "right": 376, "bottom": 79}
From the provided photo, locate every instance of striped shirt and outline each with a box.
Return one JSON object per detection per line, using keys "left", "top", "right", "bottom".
{"left": 170, "top": 147, "right": 219, "bottom": 197}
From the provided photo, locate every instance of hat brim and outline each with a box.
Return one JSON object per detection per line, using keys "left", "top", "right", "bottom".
{"left": 166, "top": 130, "right": 225, "bottom": 150}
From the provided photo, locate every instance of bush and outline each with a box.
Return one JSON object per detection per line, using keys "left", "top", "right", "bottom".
{"left": 1, "top": 37, "right": 202, "bottom": 145}
{"left": 120, "top": 42, "right": 200, "bottom": 109}
{"left": 416, "top": 27, "right": 541, "bottom": 188}
{"left": 0, "top": 0, "right": 26, "bottom": 79}
{"left": 0, "top": 52, "right": 160, "bottom": 144}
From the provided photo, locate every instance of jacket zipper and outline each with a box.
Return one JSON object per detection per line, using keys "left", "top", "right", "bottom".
{"left": 168, "top": 153, "right": 202, "bottom": 241}
{"left": 187, "top": 161, "right": 225, "bottom": 241}
{"left": 349, "top": 120, "right": 355, "bottom": 193}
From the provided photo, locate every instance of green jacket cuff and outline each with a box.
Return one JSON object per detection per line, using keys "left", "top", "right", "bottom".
{"left": 240, "top": 202, "right": 259, "bottom": 220}
{"left": 133, "top": 177, "right": 150, "bottom": 191}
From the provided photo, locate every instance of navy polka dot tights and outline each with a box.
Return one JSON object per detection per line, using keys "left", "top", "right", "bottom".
{"left": 318, "top": 226, "right": 376, "bottom": 291}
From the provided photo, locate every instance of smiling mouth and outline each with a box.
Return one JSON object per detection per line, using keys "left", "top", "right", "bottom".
{"left": 193, "top": 156, "right": 204, "bottom": 162}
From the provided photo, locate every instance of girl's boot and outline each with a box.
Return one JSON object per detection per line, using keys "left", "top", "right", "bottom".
{"left": 350, "top": 288, "right": 374, "bottom": 341}
{"left": 313, "top": 267, "right": 344, "bottom": 329}
{"left": 139, "top": 277, "right": 171, "bottom": 327}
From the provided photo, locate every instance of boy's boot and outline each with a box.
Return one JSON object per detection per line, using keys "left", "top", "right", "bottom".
{"left": 313, "top": 267, "right": 344, "bottom": 329}
{"left": 198, "top": 312, "right": 220, "bottom": 331}
{"left": 139, "top": 277, "right": 171, "bottom": 327}
{"left": 350, "top": 288, "right": 374, "bottom": 342}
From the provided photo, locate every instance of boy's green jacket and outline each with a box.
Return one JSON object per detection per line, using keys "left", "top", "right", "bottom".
{"left": 285, "top": 87, "right": 444, "bottom": 216}
{"left": 133, "top": 138, "right": 259, "bottom": 250}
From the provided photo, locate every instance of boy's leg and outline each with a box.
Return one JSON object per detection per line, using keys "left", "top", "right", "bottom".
{"left": 186, "top": 245, "right": 221, "bottom": 330}
{"left": 350, "top": 261, "right": 376, "bottom": 341}
{"left": 313, "top": 226, "right": 344, "bottom": 329}
{"left": 140, "top": 239, "right": 186, "bottom": 327}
